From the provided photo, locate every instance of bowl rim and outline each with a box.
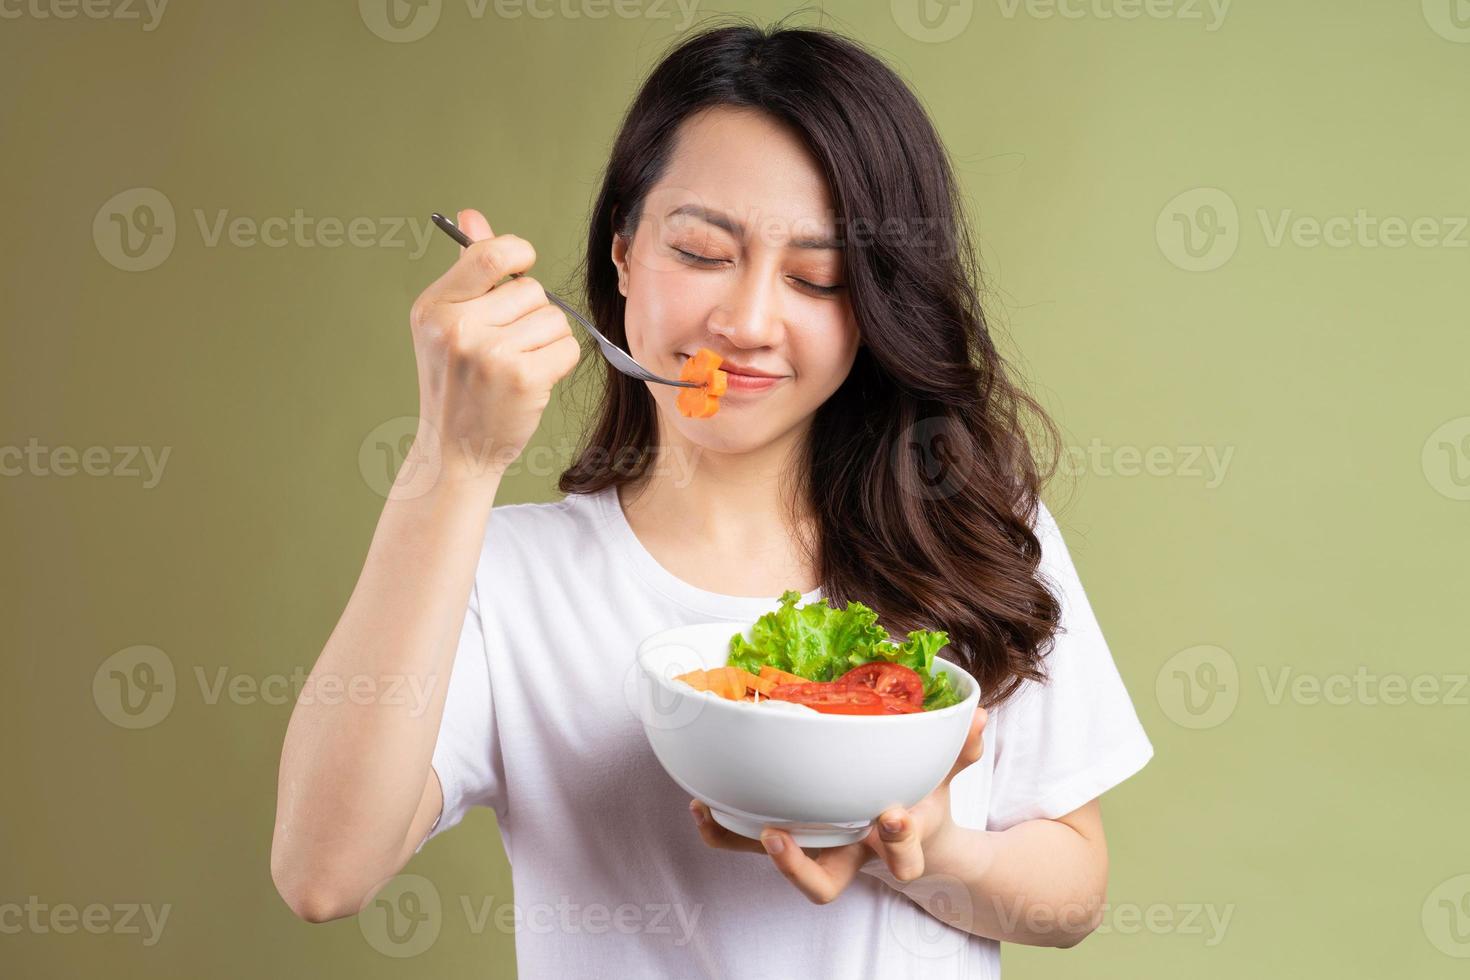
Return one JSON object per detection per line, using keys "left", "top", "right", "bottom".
{"left": 638, "top": 621, "right": 982, "bottom": 725}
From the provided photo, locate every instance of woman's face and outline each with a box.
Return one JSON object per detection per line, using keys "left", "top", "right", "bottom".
{"left": 612, "top": 106, "right": 861, "bottom": 455}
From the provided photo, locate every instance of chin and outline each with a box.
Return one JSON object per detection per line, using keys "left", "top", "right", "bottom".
{"left": 670, "top": 412, "right": 774, "bottom": 455}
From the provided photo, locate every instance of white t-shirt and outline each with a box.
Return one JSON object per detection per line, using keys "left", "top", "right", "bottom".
{"left": 421, "top": 484, "right": 1154, "bottom": 979}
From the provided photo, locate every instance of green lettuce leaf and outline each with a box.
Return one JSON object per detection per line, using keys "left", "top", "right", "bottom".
{"left": 725, "top": 591, "right": 966, "bottom": 710}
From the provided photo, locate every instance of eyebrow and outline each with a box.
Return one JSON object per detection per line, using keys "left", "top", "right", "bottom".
{"left": 665, "top": 203, "right": 843, "bottom": 250}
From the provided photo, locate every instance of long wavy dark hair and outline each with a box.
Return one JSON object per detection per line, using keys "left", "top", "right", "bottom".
{"left": 556, "top": 18, "right": 1064, "bottom": 709}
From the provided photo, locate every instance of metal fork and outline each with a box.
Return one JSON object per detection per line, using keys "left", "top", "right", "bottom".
{"left": 430, "top": 213, "right": 699, "bottom": 388}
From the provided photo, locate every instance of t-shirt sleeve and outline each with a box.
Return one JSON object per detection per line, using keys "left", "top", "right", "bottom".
{"left": 983, "top": 498, "right": 1154, "bottom": 832}
{"left": 415, "top": 577, "right": 509, "bottom": 851}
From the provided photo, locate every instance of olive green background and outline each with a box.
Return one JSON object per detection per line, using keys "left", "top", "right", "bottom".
{"left": 3, "top": 1, "right": 1467, "bottom": 977}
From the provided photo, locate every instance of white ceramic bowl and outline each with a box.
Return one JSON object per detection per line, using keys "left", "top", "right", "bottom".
{"left": 635, "top": 620, "right": 981, "bottom": 847}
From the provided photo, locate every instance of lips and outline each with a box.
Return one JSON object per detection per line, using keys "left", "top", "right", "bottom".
{"left": 722, "top": 372, "right": 782, "bottom": 393}
{"left": 679, "top": 352, "right": 786, "bottom": 379}
{"left": 723, "top": 364, "right": 784, "bottom": 379}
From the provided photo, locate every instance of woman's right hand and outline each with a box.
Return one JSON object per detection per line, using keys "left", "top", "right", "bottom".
{"left": 407, "top": 208, "right": 582, "bottom": 483}
{"left": 273, "top": 209, "right": 579, "bottom": 921}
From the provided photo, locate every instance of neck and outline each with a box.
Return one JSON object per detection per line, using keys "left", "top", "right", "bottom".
{"left": 619, "top": 417, "right": 817, "bottom": 559}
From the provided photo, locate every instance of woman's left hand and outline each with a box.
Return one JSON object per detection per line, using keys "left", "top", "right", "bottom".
{"left": 688, "top": 704, "right": 988, "bottom": 904}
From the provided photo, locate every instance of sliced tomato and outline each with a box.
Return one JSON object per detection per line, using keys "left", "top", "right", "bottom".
{"left": 768, "top": 681, "right": 887, "bottom": 715}
{"left": 836, "top": 663, "right": 925, "bottom": 712}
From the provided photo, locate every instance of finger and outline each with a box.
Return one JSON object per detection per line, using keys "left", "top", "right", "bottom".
{"left": 438, "top": 277, "right": 551, "bottom": 337}
{"left": 758, "top": 828, "right": 871, "bottom": 905}
{"left": 517, "top": 332, "right": 582, "bottom": 382}
{"left": 456, "top": 208, "right": 494, "bottom": 252}
{"left": 453, "top": 302, "right": 572, "bottom": 358}
{"left": 867, "top": 808, "right": 925, "bottom": 882}
{"left": 689, "top": 800, "right": 766, "bottom": 854}
{"left": 499, "top": 303, "right": 575, "bottom": 353}
{"left": 428, "top": 233, "right": 537, "bottom": 304}
{"left": 944, "top": 706, "right": 989, "bottom": 785}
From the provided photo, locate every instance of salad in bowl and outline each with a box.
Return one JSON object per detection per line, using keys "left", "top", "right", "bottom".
{"left": 634, "top": 591, "right": 979, "bottom": 846}
{"left": 672, "top": 590, "right": 965, "bottom": 714}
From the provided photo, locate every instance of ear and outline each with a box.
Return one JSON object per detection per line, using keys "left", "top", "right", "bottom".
{"left": 610, "top": 214, "right": 630, "bottom": 298}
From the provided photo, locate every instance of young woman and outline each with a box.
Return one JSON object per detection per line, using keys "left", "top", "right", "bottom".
{"left": 271, "top": 20, "right": 1153, "bottom": 978}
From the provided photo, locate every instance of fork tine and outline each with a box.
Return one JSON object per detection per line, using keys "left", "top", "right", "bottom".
{"left": 594, "top": 337, "right": 699, "bottom": 387}
{"left": 544, "top": 290, "right": 690, "bottom": 385}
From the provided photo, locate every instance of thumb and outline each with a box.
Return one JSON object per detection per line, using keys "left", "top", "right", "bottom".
{"left": 872, "top": 808, "right": 925, "bottom": 882}
{"left": 944, "top": 706, "right": 988, "bottom": 785}
{"left": 455, "top": 208, "right": 494, "bottom": 250}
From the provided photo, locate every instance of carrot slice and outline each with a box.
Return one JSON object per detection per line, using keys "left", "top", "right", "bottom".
{"left": 674, "top": 668, "right": 710, "bottom": 692}
{"left": 705, "top": 367, "right": 728, "bottom": 398}
{"left": 758, "top": 665, "right": 807, "bottom": 688}
{"left": 705, "top": 667, "right": 744, "bottom": 700}
{"left": 676, "top": 388, "right": 719, "bottom": 419}
{"left": 713, "top": 666, "right": 766, "bottom": 700}
{"left": 734, "top": 666, "right": 770, "bottom": 695}
{"left": 746, "top": 671, "right": 777, "bottom": 696}
{"left": 676, "top": 348, "right": 729, "bottom": 419}
{"left": 676, "top": 665, "right": 779, "bottom": 701}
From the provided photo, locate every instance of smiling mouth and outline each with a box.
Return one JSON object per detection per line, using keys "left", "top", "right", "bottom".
{"left": 677, "top": 352, "right": 787, "bottom": 380}
{"left": 721, "top": 373, "right": 783, "bottom": 393}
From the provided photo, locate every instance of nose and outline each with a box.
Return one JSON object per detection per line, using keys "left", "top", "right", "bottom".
{"left": 705, "top": 265, "right": 783, "bottom": 349}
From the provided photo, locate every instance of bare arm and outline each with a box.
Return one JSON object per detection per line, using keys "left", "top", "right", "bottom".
{"left": 269, "top": 468, "right": 499, "bottom": 922}
{"left": 694, "top": 705, "right": 1110, "bottom": 947}
{"left": 879, "top": 799, "right": 1109, "bottom": 948}
{"left": 269, "top": 208, "right": 580, "bottom": 922}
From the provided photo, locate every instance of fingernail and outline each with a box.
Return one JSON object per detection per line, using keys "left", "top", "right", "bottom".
{"left": 761, "top": 833, "right": 785, "bottom": 854}
{"left": 881, "top": 819, "right": 902, "bottom": 834}
{"left": 690, "top": 802, "right": 704, "bottom": 822}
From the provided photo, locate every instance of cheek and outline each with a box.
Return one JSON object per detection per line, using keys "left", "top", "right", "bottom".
{"left": 624, "top": 256, "right": 707, "bottom": 350}
{"left": 792, "top": 321, "right": 860, "bottom": 388}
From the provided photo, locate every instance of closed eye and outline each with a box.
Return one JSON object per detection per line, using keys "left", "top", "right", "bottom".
{"left": 673, "top": 247, "right": 845, "bottom": 298}
{"left": 789, "top": 277, "right": 844, "bottom": 297}
{"left": 672, "top": 247, "right": 725, "bottom": 268}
